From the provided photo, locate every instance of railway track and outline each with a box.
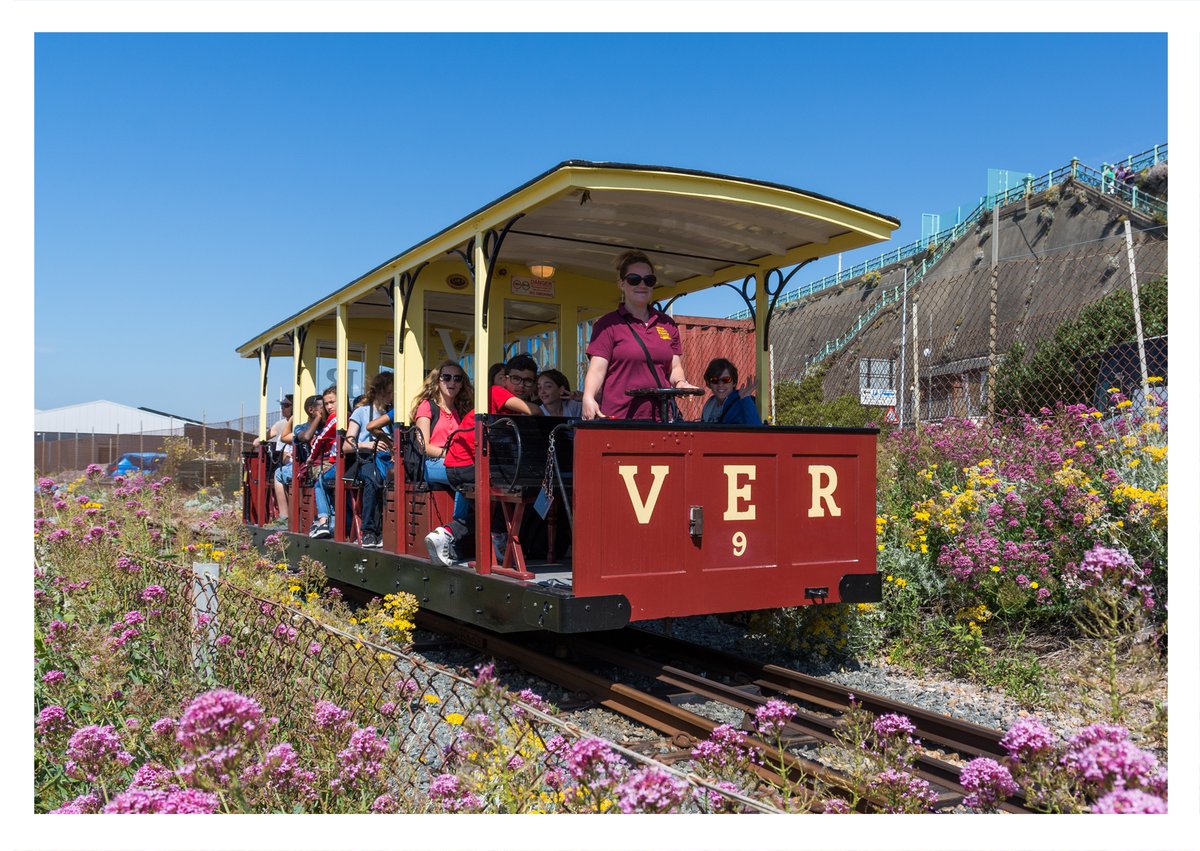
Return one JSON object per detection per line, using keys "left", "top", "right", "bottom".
{"left": 414, "top": 610, "right": 1033, "bottom": 813}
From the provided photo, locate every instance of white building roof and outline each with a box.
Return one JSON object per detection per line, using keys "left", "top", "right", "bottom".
{"left": 33, "top": 400, "right": 197, "bottom": 435}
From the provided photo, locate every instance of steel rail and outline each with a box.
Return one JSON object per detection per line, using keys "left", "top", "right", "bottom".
{"left": 564, "top": 633, "right": 1029, "bottom": 813}
{"left": 616, "top": 627, "right": 1008, "bottom": 757}
{"left": 415, "top": 610, "right": 863, "bottom": 808}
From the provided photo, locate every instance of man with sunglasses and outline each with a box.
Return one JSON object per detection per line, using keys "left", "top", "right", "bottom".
{"left": 582, "top": 250, "right": 699, "bottom": 420}
{"left": 700, "top": 358, "right": 762, "bottom": 425}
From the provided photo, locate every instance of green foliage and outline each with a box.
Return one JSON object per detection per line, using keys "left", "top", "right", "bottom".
{"left": 774, "top": 367, "right": 877, "bottom": 428}
{"left": 993, "top": 275, "right": 1167, "bottom": 413}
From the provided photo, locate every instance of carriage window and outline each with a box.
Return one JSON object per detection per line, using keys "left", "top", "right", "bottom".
{"left": 504, "top": 300, "right": 559, "bottom": 370}
{"left": 424, "top": 292, "right": 474, "bottom": 381}
{"left": 315, "top": 342, "right": 366, "bottom": 398}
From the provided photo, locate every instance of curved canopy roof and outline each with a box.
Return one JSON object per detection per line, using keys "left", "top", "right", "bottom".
{"left": 238, "top": 161, "right": 899, "bottom": 356}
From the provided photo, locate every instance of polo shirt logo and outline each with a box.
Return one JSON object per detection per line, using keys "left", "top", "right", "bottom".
{"left": 656, "top": 326, "right": 672, "bottom": 340}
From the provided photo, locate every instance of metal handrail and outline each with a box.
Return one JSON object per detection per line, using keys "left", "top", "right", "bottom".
{"left": 729, "top": 144, "right": 1168, "bottom": 321}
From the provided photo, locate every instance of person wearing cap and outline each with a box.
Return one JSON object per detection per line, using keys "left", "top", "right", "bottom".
{"left": 254, "top": 395, "right": 293, "bottom": 460}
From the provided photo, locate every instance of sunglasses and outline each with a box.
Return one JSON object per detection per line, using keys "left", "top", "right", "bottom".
{"left": 622, "top": 273, "right": 658, "bottom": 287}
{"left": 707, "top": 376, "right": 733, "bottom": 386}
{"left": 440, "top": 373, "right": 464, "bottom": 383}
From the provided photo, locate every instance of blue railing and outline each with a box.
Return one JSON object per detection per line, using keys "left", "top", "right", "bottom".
{"left": 728, "top": 143, "right": 1168, "bottom": 321}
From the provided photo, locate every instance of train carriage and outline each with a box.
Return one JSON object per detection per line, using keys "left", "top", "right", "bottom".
{"left": 237, "top": 161, "right": 900, "bottom": 632}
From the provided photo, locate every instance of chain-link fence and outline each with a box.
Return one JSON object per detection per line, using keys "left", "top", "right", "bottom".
{"left": 770, "top": 191, "right": 1167, "bottom": 425}
{"left": 110, "top": 552, "right": 777, "bottom": 813}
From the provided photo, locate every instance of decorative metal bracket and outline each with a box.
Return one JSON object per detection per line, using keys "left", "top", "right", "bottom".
{"left": 447, "top": 215, "right": 526, "bottom": 331}
{"left": 446, "top": 237, "right": 476, "bottom": 279}
{"left": 293, "top": 324, "right": 310, "bottom": 385}
{"left": 652, "top": 293, "right": 685, "bottom": 314}
{"left": 714, "top": 275, "right": 758, "bottom": 322}
{"left": 259, "top": 345, "right": 272, "bottom": 396}
{"left": 762, "top": 259, "right": 817, "bottom": 352}
{"left": 480, "top": 214, "right": 525, "bottom": 331}
{"left": 395, "top": 263, "right": 428, "bottom": 354}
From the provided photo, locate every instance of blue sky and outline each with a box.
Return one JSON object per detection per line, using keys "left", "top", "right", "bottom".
{"left": 34, "top": 32, "right": 1167, "bottom": 422}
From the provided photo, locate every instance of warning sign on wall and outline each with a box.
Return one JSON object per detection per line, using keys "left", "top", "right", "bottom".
{"left": 884, "top": 406, "right": 898, "bottom": 424}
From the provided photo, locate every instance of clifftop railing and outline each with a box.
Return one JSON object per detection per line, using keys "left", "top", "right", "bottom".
{"left": 728, "top": 144, "right": 1167, "bottom": 320}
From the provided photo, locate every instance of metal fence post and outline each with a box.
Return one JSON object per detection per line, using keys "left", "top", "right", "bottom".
{"left": 899, "top": 265, "right": 908, "bottom": 429}
{"left": 912, "top": 295, "right": 921, "bottom": 434}
{"left": 1123, "top": 219, "right": 1151, "bottom": 404}
{"left": 192, "top": 561, "right": 220, "bottom": 680}
{"left": 987, "top": 200, "right": 1000, "bottom": 419}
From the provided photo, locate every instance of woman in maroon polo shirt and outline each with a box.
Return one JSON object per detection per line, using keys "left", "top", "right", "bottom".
{"left": 581, "top": 251, "right": 699, "bottom": 420}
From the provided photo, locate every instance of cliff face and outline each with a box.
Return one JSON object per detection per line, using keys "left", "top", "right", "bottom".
{"left": 767, "top": 180, "right": 1167, "bottom": 408}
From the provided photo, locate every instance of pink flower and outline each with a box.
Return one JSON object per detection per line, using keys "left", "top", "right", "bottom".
{"left": 379, "top": 701, "right": 397, "bottom": 717}
{"left": 959, "top": 758, "right": 1018, "bottom": 810}
{"left": 37, "top": 705, "right": 71, "bottom": 738}
{"left": 49, "top": 792, "right": 102, "bottom": 814}
{"left": 614, "top": 766, "right": 688, "bottom": 813}
{"left": 690, "top": 724, "right": 761, "bottom": 777}
{"left": 822, "top": 797, "right": 852, "bottom": 813}
{"left": 1091, "top": 788, "right": 1167, "bottom": 813}
{"left": 140, "top": 584, "right": 166, "bottom": 603}
{"left": 41, "top": 670, "right": 66, "bottom": 686}
{"left": 175, "top": 689, "right": 267, "bottom": 755}
{"left": 64, "top": 724, "right": 133, "bottom": 782}
{"left": 128, "top": 761, "right": 178, "bottom": 790}
{"left": 337, "top": 726, "right": 389, "bottom": 787}
{"left": 151, "top": 717, "right": 178, "bottom": 738}
{"left": 38, "top": 477, "right": 57, "bottom": 492}
{"left": 1000, "top": 716, "right": 1056, "bottom": 761}
{"left": 371, "top": 793, "right": 399, "bottom": 813}
{"left": 564, "top": 737, "right": 625, "bottom": 789}
{"left": 216, "top": 634, "right": 233, "bottom": 646}
{"left": 312, "top": 700, "right": 353, "bottom": 731}
{"left": 873, "top": 713, "right": 917, "bottom": 740}
{"left": 1062, "top": 725, "right": 1159, "bottom": 794}
{"left": 868, "top": 768, "right": 938, "bottom": 813}
{"left": 306, "top": 641, "right": 322, "bottom": 656}
{"left": 752, "top": 699, "right": 798, "bottom": 738}
{"left": 104, "top": 788, "right": 220, "bottom": 814}
{"left": 428, "top": 773, "right": 482, "bottom": 812}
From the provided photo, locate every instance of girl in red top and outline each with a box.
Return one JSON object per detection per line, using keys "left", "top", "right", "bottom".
{"left": 424, "top": 362, "right": 539, "bottom": 566}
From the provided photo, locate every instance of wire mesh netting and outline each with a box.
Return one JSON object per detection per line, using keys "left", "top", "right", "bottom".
{"left": 770, "top": 213, "right": 1166, "bottom": 425}
{"left": 60, "top": 551, "right": 780, "bottom": 813}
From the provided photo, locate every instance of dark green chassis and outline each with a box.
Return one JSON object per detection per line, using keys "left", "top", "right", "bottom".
{"left": 246, "top": 527, "right": 631, "bottom": 633}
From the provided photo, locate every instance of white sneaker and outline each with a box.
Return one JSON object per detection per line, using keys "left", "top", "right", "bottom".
{"left": 424, "top": 527, "right": 455, "bottom": 566}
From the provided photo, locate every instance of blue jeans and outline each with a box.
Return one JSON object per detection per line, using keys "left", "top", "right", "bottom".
{"left": 360, "top": 455, "right": 391, "bottom": 535}
{"left": 425, "top": 456, "right": 468, "bottom": 526}
{"left": 312, "top": 465, "right": 338, "bottom": 522}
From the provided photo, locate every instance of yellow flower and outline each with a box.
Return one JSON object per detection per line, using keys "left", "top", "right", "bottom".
{"left": 1147, "top": 376, "right": 1163, "bottom": 384}
{"left": 1117, "top": 399, "right": 1133, "bottom": 409}
{"left": 991, "top": 565, "right": 1000, "bottom": 573}
{"left": 919, "top": 544, "right": 928, "bottom": 554}
{"left": 1074, "top": 440, "right": 1085, "bottom": 447}
{"left": 1128, "top": 459, "right": 1141, "bottom": 468}
{"left": 424, "top": 694, "right": 441, "bottom": 705}
{"left": 886, "top": 575, "right": 894, "bottom": 582}
{"left": 1030, "top": 581, "right": 1039, "bottom": 590}
{"left": 877, "top": 544, "right": 885, "bottom": 552}
{"left": 1107, "top": 386, "right": 1120, "bottom": 394}
{"left": 288, "top": 584, "right": 300, "bottom": 593}
{"left": 895, "top": 578, "right": 907, "bottom": 588}
{"left": 1091, "top": 412, "right": 1103, "bottom": 419}
{"left": 445, "top": 713, "right": 465, "bottom": 725}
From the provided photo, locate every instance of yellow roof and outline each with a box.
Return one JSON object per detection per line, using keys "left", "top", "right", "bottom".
{"left": 237, "top": 161, "right": 899, "bottom": 356}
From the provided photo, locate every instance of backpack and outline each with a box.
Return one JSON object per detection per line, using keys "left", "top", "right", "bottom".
{"left": 401, "top": 404, "right": 440, "bottom": 484}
